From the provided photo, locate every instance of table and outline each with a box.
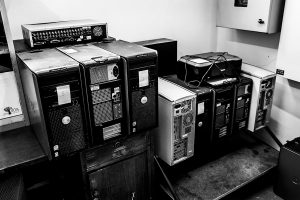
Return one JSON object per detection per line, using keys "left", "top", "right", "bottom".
{"left": 0, "top": 126, "right": 47, "bottom": 174}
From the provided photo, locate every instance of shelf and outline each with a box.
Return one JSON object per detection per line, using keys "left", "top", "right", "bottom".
{"left": 158, "top": 133, "right": 279, "bottom": 200}
{"left": 0, "top": 126, "right": 47, "bottom": 174}
{"left": 0, "top": 0, "right": 30, "bottom": 131}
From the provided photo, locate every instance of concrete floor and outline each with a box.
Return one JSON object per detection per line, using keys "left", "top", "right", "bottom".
{"left": 222, "top": 169, "right": 283, "bottom": 200}
{"left": 243, "top": 185, "right": 283, "bottom": 200}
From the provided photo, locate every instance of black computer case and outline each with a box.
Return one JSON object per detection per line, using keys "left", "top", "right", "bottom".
{"left": 94, "top": 40, "right": 158, "bottom": 134}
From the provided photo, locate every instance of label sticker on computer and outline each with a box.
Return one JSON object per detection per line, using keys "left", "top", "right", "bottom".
{"left": 57, "top": 85, "right": 71, "bottom": 105}
{"left": 190, "top": 58, "right": 209, "bottom": 64}
{"left": 63, "top": 48, "right": 77, "bottom": 54}
{"left": 197, "top": 102, "right": 205, "bottom": 115}
{"left": 138, "top": 70, "right": 149, "bottom": 87}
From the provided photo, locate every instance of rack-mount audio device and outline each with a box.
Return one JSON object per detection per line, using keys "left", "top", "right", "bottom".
{"left": 22, "top": 19, "right": 107, "bottom": 48}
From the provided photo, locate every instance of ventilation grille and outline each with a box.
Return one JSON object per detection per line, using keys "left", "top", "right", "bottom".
{"left": 236, "top": 108, "right": 245, "bottom": 120}
{"left": 216, "top": 104, "right": 225, "bottom": 114}
{"left": 173, "top": 139, "right": 187, "bottom": 161}
{"left": 103, "top": 123, "right": 122, "bottom": 140}
{"left": 237, "top": 99, "right": 245, "bottom": 109}
{"left": 0, "top": 173, "right": 25, "bottom": 200}
{"left": 92, "top": 88, "right": 111, "bottom": 104}
{"left": 216, "top": 114, "right": 225, "bottom": 128}
{"left": 48, "top": 104, "right": 86, "bottom": 156}
{"left": 219, "top": 126, "right": 227, "bottom": 138}
{"left": 90, "top": 65, "right": 108, "bottom": 84}
{"left": 131, "top": 86, "right": 156, "bottom": 132}
{"left": 181, "top": 100, "right": 192, "bottom": 113}
{"left": 239, "top": 120, "right": 246, "bottom": 129}
{"left": 174, "top": 116, "right": 182, "bottom": 141}
{"left": 93, "top": 102, "right": 113, "bottom": 125}
{"left": 183, "top": 113, "right": 193, "bottom": 126}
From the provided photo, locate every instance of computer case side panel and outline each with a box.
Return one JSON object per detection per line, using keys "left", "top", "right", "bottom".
{"left": 241, "top": 73, "right": 260, "bottom": 132}
{"left": 121, "top": 58, "right": 131, "bottom": 136}
{"left": 18, "top": 59, "right": 51, "bottom": 159}
{"left": 275, "top": 139, "right": 300, "bottom": 199}
{"left": 154, "top": 96, "right": 174, "bottom": 165}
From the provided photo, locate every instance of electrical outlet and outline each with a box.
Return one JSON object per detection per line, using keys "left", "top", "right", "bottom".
{"left": 276, "top": 69, "right": 284, "bottom": 75}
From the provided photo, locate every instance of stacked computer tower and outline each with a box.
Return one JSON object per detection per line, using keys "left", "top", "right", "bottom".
{"left": 241, "top": 63, "right": 276, "bottom": 132}
{"left": 17, "top": 20, "right": 160, "bottom": 200}
{"left": 153, "top": 52, "right": 277, "bottom": 167}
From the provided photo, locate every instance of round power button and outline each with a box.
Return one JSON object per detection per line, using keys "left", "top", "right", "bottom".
{"left": 141, "top": 96, "right": 148, "bottom": 104}
{"left": 62, "top": 116, "right": 71, "bottom": 125}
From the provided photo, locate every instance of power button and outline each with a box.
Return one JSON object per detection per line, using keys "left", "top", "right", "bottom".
{"left": 141, "top": 96, "right": 148, "bottom": 104}
{"left": 62, "top": 116, "right": 71, "bottom": 125}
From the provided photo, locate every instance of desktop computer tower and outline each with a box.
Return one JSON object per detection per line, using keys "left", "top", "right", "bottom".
{"left": 164, "top": 75, "right": 215, "bottom": 157}
{"left": 274, "top": 137, "right": 300, "bottom": 200}
{"left": 154, "top": 77, "right": 196, "bottom": 166}
{"left": 94, "top": 40, "right": 158, "bottom": 134}
{"left": 17, "top": 48, "right": 87, "bottom": 159}
{"left": 57, "top": 44, "right": 126, "bottom": 145}
{"left": 135, "top": 38, "right": 177, "bottom": 77}
{"left": 205, "top": 79, "right": 236, "bottom": 142}
{"left": 0, "top": 173, "right": 26, "bottom": 200}
{"left": 233, "top": 76, "right": 253, "bottom": 132}
{"left": 241, "top": 64, "right": 276, "bottom": 132}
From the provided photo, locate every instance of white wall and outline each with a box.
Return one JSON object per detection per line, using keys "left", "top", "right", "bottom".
{"left": 217, "top": 27, "right": 300, "bottom": 144}
{"left": 4, "top": 0, "right": 217, "bottom": 58}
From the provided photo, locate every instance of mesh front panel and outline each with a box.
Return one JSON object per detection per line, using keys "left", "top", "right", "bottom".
{"left": 92, "top": 88, "right": 111, "bottom": 104}
{"left": 237, "top": 99, "right": 245, "bottom": 108}
{"left": 93, "top": 101, "right": 113, "bottom": 125}
{"left": 132, "top": 86, "right": 156, "bottom": 132}
{"left": 48, "top": 103, "right": 86, "bottom": 156}
{"left": 216, "top": 114, "right": 225, "bottom": 128}
{"left": 216, "top": 104, "right": 225, "bottom": 115}
{"left": 89, "top": 65, "right": 108, "bottom": 84}
{"left": 236, "top": 108, "right": 245, "bottom": 120}
{"left": 0, "top": 174, "right": 25, "bottom": 200}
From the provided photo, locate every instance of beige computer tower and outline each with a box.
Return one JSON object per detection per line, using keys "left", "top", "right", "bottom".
{"left": 241, "top": 63, "right": 276, "bottom": 132}
{"left": 154, "top": 78, "right": 196, "bottom": 166}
